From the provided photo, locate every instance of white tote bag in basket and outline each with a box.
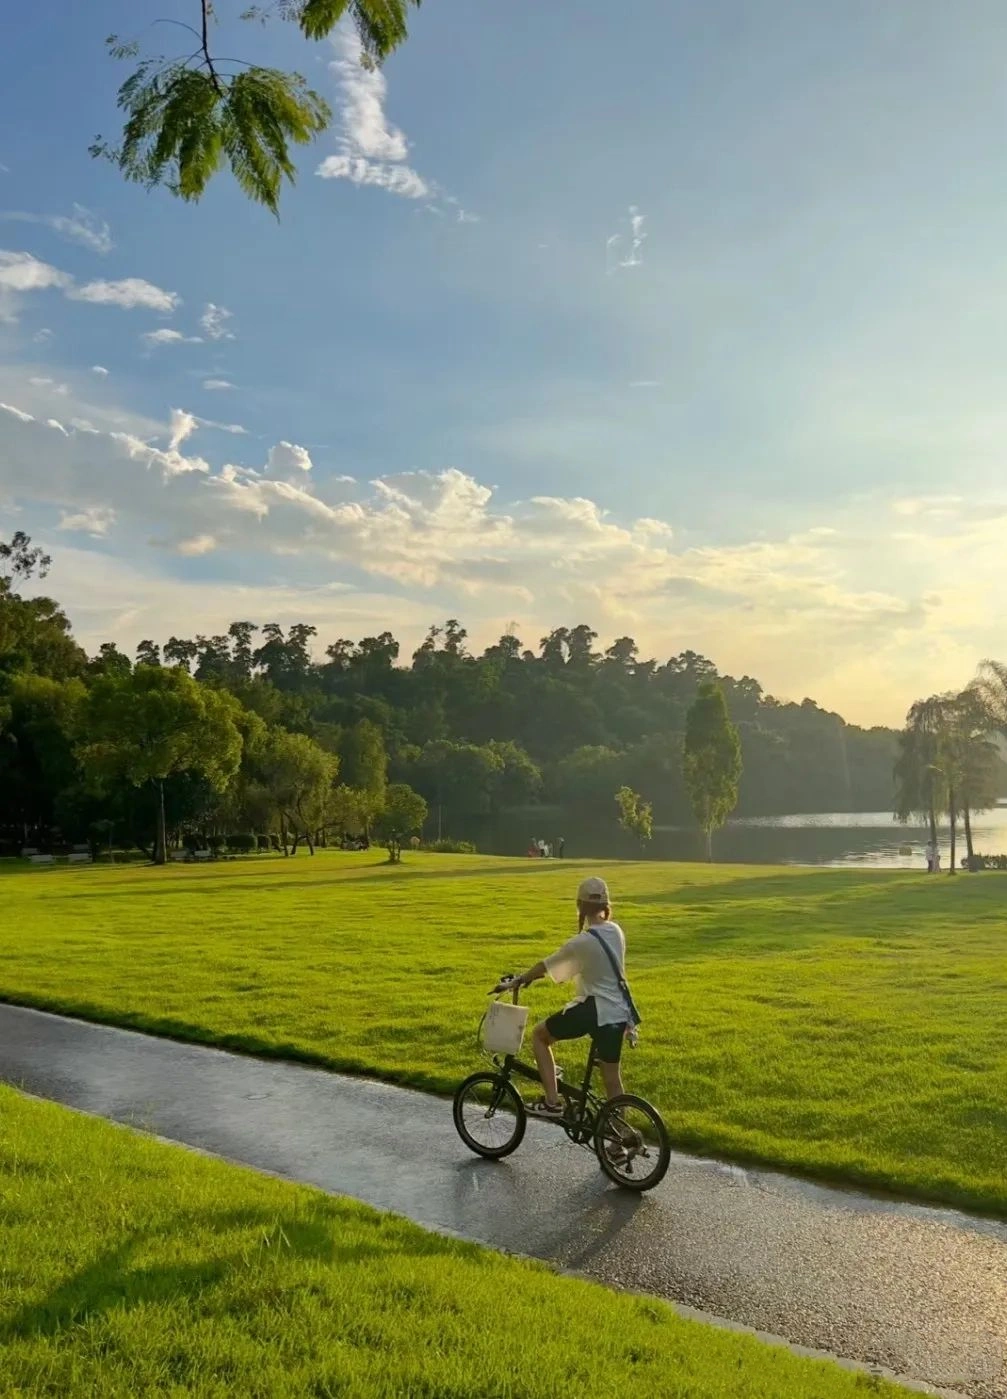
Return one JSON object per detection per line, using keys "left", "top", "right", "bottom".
{"left": 482, "top": 999, "right": 528, "bottom": 1055}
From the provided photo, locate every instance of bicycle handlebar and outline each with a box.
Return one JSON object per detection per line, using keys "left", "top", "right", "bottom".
{"left": 490, "top": 974, "right": 522, "bottom": 1003}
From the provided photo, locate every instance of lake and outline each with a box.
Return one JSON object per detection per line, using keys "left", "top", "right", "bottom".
{"left": 489, "top": 806, "right": 1007, "bottom": 868}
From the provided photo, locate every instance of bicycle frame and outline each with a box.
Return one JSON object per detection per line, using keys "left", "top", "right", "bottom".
{"left": 490, "top": 1040, "right": 605, "bottom": 1148}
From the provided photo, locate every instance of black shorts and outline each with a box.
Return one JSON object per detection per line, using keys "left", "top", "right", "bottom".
{"left": 545, "top": 997, "right": 626, "bottom": 1063}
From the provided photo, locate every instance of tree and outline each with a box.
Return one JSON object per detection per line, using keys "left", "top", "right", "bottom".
{"left": 258, "top": 728, "right": 338, "bottom": 854}
{"left": 135, "top": 640, "right": 161, "bottom": 667}
{"left": 0, "top": 532, "right": 51, "bottom": 592}
{"left": 88, "top": 641, "right": 132, "bottom": 677}
{"left": 486, "top": 740, "right": 541, "bottom": 810}
{"left": 682, "top": 681, "right": 742, "bottom": 860}
{"left": 373, "top": 783, "right": 427, "bottom": 863}
{"left": 928, "top": 689, "right": 1000, "bottom": 874}
{"left": 415, "top": 740, "right": 503, "bottom": 838}
{"left": 336, "top": 717, "right": 388, "bottom": 836}
{"left": 92, "top": 1, "right": 421, "bottom": 215}
{"left": 228, "top": 621, "right": 258, "bottom": 681}
{"left": 894, "top": 700, "right": 940, "bottom": 847}
{"left": 78, "top": 666, "right": 243, "bottom": 864}
{"left": 615, "top": 785, "right": 653, "bottom": 849}
{"left": 0, "top": 675, "right": 86, "bottom": 846}
{"left": 957, "top": 689, "right": 1001, "bottom": 864}
{"left": 0, "top": 532, "right": 85, "bottom": 681}
{"left": 164, "top": 636, "right": 199, "bottom": 672}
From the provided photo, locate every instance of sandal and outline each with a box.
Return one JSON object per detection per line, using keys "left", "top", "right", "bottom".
{"left": 528, "top": 1097, "right": 565, "bottom": 1119}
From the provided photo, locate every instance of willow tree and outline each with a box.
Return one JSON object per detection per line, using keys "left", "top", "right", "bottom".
{"left": 92, "top": 0, "right": 421, "bottom": 215}
{"left": 896, "top": 690, "right": 1000, "bottom": 874}
{"left": 894, "top": 695, "right": 945, "bottom": 848}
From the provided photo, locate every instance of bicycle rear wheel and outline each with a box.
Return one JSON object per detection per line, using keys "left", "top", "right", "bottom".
{"left": 453, "top": 1072, "right": 526, "bottom": 1159}
{"left": 594, "top": 1094, "right": 670, "bottom": 1192}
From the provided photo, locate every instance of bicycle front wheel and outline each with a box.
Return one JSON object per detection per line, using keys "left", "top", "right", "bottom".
{"left": 453, "top": 1072, "right": 526, "bottom": 1159}
{"left": 594, "top": 1094, "right": 671, "bottom": 1192}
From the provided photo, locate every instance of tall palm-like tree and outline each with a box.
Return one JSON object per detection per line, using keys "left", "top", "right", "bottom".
{"left": 975, "top": 661, "right": 1007, "bottom": 735}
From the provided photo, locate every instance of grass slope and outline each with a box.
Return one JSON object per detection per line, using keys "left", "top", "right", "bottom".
{"left": 0, "top": 1087, "right": 908, "bottom": 1398}
{"left": 1, "top": 854, "right": 1005, "bottom": 1212}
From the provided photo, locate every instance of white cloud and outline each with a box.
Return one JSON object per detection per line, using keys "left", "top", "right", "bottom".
{"left": 5, "top": 397, "right": 1005, "bottom": 724}
{"left": 628, "top": 379, "right": 660, "bottom": 389}
{"left": 70, "top": 278, "right": 179, "bottom": 313}
{"left": 268, "top": 441, "right": 314, "bottom": 477}
{"left": 317, "top": 26, "right": 474, "bottom": 218}
{"left": 176, "top": 533, "right": 217, "bottom": 556}
{"left": 200, "top": 303, "right": 235, "bottom": 341}
{"left": 91, "top": 365, "right": 109, "bottom": 377}
{"left": 28, "top": 376, "right": 69, "bottom": 396}
{"left": 0, "top": 205, "right": 113, "bottom": 255}
{"left": 607, "top": 205, "right": 647, "bottom": 273}
{"left": 202, "top": 378, "right": 235, "bottom": 391}
{"left": 0, "top": 250, "right": 71, "bottom": 293}
{"left": 143, "top": 328, "right": 202, "bottom": 347}
{"left": 199, "top": 417, "right": 248, "bottom": 437}
{"left": 166, "top": 407, "right": 247, "bottom": 452}
{"left": 331, "top": 28, "right": 409, "bottom": 162}
{"left": 317, "top": 155, "right": 430, "bottom": 199}
{"left": 168, "top": 408, "right": 199, "bottom": 452}
{"left": 33, "top": 327, "right": 53, "bottom": 343}
{"left": 58, "top": 506, "right": 115, "bottom": 536}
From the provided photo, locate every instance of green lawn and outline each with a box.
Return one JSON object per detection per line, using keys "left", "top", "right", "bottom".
{"left": 0, "top": 1087, "right": 908, "bottom": 1397}
{"left": 1, "top": 854, "right": 1005, "bottom": 1213}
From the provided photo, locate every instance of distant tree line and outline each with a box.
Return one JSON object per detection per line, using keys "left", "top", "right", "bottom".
{"left": 2, "top": 530, "right": 990, "bottom": 862}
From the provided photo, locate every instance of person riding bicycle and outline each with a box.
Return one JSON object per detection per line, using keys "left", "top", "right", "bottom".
{"left": 510, "top": 876, "right": 636, "bottom": 1119}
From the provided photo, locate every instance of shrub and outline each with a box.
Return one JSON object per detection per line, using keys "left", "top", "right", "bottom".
{"left": 226, "top": 833, "right": 256, "bottom": 854}
{"left": 965, "top": 853, "right": 1007, "bottom": 871}
{"left": 426, "top": 838, "right": 477, "bottom": 854}
{"left": 207, "top": 834, "right": 227, "bottom": 855}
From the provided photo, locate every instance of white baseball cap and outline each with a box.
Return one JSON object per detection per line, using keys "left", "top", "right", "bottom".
{"left": 577, "top": 876, "right": 610, "bottom": 904}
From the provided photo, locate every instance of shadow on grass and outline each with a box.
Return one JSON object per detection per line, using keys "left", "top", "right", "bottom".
{"left": 2, "top": 1206, "right": 327, "bottom": 1340}
{"left": 2, "top": 1201, "right": 457, "bottom": 1343}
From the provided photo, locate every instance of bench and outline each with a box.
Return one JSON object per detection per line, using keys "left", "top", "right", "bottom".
{"left": 28, "top": 854, "right": 55, "bottom": 865}
{"left": 67, "top": 852, "right": 93, "bottom": 863}
{"left": 192, "top": 849, "right": 212, "bottom": 862}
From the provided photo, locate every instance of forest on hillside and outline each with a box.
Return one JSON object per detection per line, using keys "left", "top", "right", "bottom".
{"left": 0, "top": 529, "right": 917, "bottom": 857}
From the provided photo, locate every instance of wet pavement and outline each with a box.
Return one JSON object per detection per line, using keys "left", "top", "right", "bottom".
{"left": 1, "top": 1003, "right": 1005, "bottom": 1398}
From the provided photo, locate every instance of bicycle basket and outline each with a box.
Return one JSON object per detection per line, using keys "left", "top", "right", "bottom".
{"left": 482, "top": 999, "right": 528, "bottom": 1055}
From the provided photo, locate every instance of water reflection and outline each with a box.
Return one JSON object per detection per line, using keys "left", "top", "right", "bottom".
{"left": 490, "top": 806, "right": 1007, "bottom": 869}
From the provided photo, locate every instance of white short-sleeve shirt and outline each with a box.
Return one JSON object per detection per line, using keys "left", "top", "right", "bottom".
{"left": 543, "top": 920, "right": 628, "bottom": 1027}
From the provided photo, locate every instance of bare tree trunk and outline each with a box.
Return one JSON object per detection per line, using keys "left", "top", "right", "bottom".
{"left": 280, "top": 815, "right": 289, "bottom": 856}
{"left": 964, "top": 802, "right": 974, "bottom": 864}
{"left": 154, "top": 780, "right": 167, "bottom": 865}
{"left": 928, "top": 804, "right": 938, "bottom": 846}
{"left": 705, "top": 826, "right": 713, "bottom": 862}
{"left": 948, "top": 790, "right": 957, "bottom": 876}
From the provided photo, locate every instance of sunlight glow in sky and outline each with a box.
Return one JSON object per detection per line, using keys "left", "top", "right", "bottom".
{"left": 3, "top": 1, "right": 1007, "bottom": 726}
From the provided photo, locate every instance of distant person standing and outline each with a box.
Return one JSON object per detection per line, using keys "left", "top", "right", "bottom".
{"left": 933, "top": 844, "right": 942, "bottom": 873}
{"left": 557, "top": 836, "right": 565, "bottom": 859}
{"left": 925, "top": 840, "right": 935, "bottom": 874}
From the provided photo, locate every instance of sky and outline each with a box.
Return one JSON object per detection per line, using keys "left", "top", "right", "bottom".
{"left": 2, "top": 0, "right": 1007, "bottom": 727}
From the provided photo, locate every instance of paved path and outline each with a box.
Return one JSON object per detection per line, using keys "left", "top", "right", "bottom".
{"left": 1, "top": 1004, "right": 1005, "bottom": 1398}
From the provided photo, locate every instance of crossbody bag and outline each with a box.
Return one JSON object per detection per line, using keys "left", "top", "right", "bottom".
{"left": 587, "top": 927, "right": 642, "bottom": 1028}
